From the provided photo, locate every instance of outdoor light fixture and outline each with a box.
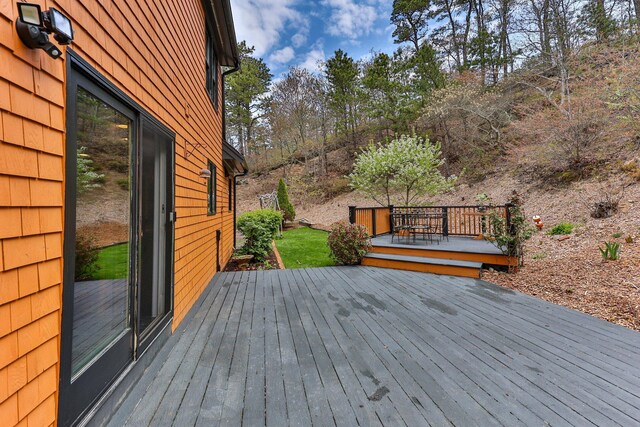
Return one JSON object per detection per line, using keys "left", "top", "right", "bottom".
{"left": 16, "top": 3, "right": 74, "bottom": 59}
{"left": 199, "top": 168, "right": 212, "bottom": 179}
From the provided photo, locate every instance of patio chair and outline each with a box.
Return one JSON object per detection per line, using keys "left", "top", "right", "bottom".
{"left": 409, "top": 214, "right": 439, "bottom": 245}
{"left": 391, "top": 213, "right": 411, "bottom": 243}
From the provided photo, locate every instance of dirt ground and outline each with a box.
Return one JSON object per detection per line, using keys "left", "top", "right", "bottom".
{"left": 237, "top": 172, "right": 640, "bottom": 331}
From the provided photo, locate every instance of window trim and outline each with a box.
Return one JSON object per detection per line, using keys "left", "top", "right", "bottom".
{"left": 228, "top": 177, "right": 233, "bottom": 211}
{"left": 205, "top": 28, "right": 219, "bottom": 110}
{"left": 207, "top": 160, "right": 217, "bottom": 215}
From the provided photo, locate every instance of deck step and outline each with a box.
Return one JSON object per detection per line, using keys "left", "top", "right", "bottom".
{"left": 362, "top": 253, "right": 482, "bottom": 278}
{"left": 370, "top": 243, "right": 513, "bottom": 266}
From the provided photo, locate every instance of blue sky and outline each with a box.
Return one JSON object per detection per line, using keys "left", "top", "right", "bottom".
{"left": 230, "top": 0, "right": 397, "bottom": 78}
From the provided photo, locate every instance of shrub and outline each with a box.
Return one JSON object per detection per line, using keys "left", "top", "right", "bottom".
{"left": 487, "top": 192, "right": 533, "bottom": 270}
{"left": 548, "top": 222, "right": 574, "bottom": 235}
{"left": 277, "top": 178, "right": 296, "bottom": 221}
{"left": 327, "top": 222, "right": 372, "bottom": 265}
{"left": 75, "top": 234, "right": 100, "bottom": 280}
{"left": 237, "top": 209, "right": 283, "bottom": 262}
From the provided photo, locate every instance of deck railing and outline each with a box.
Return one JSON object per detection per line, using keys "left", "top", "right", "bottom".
{"left": 349, "top": 205, "right": 511, "bottom": 237}
{"left": 348, "top": 206, "right": 392, "bottom": 237}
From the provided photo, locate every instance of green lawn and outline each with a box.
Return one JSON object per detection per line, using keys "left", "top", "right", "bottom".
{"left": 275, "top": 227, "right": 334, "bottom": 269}
{"left": 93, "top": 243, "right": 129, "bottom": 280}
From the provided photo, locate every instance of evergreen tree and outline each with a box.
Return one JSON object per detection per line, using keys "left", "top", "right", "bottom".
{"left": 277, "top": 178, "right": 296, "bottom": 221}
{"left": 325, "top": 49, "right": 360, "bottom": 143}
{"left": 225, "top": 41, "right": 272, "bottom": 156}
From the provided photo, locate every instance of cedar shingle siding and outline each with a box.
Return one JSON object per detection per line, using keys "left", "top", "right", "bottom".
{"left": 0, "top": 1, "right": 238, "bottom": 424}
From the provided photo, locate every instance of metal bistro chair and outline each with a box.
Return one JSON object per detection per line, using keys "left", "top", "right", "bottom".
{"left": 391, "top": 213, "right": 411, "bottom": 243}
{"left": 410, "top": 213, "right": 439, "bottom": 245}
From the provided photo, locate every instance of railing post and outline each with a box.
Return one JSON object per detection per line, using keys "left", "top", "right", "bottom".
{"left": 442, "top": 207, "right": 449, "bottom": 237}
{"left": 371, "top": 209, "right": 377, "bottom": 237}
{"left": 389, "top": 205, "right": 394, "bottom": 234}
{"left": 348, "top": 206, "right": 356, "bottom": 224}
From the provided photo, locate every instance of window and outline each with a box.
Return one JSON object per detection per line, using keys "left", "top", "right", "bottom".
{"left": 207, "top": 160, "right": 216, "bottom": 214}
{"left": 205, "top": 29, "right": 219, "bottom": 109}
{"left": 228, "top": 177, "right": 233, "bottom": 211}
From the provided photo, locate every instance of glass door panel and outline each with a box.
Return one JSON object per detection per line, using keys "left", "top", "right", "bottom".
{"left": 139, "top": 121, "right": 171, "bottom": 335}
{"left": 71, "top": 87, "right": 132, "bottom": 377}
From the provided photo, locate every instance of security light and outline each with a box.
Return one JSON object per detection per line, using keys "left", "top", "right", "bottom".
{"left": 47, "top": 8, "right": 73, "bottom": 45}
{"left": 15, "top": 3, "right": 74, "bottom": 60}
{"left": 17, "top": 3, "right": 42, "bottom": 26}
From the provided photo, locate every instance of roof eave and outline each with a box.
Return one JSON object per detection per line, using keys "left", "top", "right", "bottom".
{"left": 204, "top": 0, "right": 239, "bottom": 67}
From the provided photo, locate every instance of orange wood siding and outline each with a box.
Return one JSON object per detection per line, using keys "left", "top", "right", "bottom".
{"left": 0, "top": 0, "right": 237, "bottom": 424}
{"left": 0, "top": 2, "right": 65, "bottom": 425}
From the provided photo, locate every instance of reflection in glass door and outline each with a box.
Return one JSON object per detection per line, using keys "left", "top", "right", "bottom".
{"left": 72, "top": 87, "right": 133, "bottom": 377}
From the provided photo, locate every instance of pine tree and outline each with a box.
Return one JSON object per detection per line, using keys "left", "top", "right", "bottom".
{"left": 277, "top": 178, "right": 296, "bottom": 221}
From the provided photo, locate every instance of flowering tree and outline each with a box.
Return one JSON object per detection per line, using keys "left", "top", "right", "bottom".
{"left": 349, "top": 134, "right": 457, "bottom": 206}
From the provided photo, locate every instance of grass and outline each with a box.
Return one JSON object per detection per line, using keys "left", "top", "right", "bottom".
{"left": 275, "top": 227, "right": 334, "bottom": 269}
{"left": 93, "top": 243, "right": 129, "bottom": 280}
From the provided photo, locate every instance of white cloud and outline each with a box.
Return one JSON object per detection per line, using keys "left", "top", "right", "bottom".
{"left": 291, "top": 32, "right": 307, "bottom": 48}
{"left": 269, "top": 46, "right": 295, "bottom": 64}
{"left": 321, "top": 0, "right": 381, "bottom": 39}
{"left": 231, "top": 0, "right": 305, "bottom": 56}
{"left": 300, "top": 43, "right": 326, "bottom": 74}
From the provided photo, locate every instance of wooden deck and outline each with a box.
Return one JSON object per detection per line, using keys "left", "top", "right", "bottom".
{"left": 371, "top": 234, "right": 504, "bottom": 254}
{"left": 106, "top": 267, "right": 640, "bottom": 426}
{"left": 364, "top": 235, "right": 516, "bottom": 277}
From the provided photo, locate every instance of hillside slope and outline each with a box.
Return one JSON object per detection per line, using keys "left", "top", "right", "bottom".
{"left": 236, "top": 44, "right": 640, "bottom": 330}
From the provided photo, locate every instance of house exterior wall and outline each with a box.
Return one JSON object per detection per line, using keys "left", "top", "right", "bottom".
{"left": 0, "top": 0, "right": 236, "bottom": 425}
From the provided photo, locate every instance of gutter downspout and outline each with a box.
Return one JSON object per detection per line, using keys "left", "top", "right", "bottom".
{"left": 222, "top": 62, "right": 243, "bottom": 249}
{"left": 222, "top": 61, "right": 240, "bottom": 142}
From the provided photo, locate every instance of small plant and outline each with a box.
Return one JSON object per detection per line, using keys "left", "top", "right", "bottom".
{"left": 532, "top": 252, "right": 547, "bottom": 260}
{"left": 277, "top": 178, "right": 296, "bottom": 221}
{"left": 75, "top": 234, "right": 100, "bottom": 280}
{"left": 258, "top": 260, "right": 274, "bottom": 270}
{"left": 548, "top": 222, "right": 574, "bottom": 235}
{"left": 599, "top": 241, "right": 621, "bottom": 260}
{"left": 612, "top": 232, "right": 623, "bottom": 239}
{"left": 625, "top": 235, "right": 634, "bottom": 243}
{"left": 327, "top": 222, "right": 372, "bottom": 265}
{"left": 117, "top": 178, "right": 129, "bottom": 191}
{"left": 237, "top": 209, "right": 284, "bottom": 262}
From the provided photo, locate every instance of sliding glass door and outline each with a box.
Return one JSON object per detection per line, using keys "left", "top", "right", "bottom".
{"left": 60, "top": 57, "right": 174, "bottom": 426}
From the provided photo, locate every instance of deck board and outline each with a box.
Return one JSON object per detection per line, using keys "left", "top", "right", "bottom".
{"left": 108, "top": 267, "right": 640, "bottom": 427}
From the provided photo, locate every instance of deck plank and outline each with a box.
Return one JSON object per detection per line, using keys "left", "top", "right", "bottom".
{"left": 109, "top": 267, "right": 640, "bottom": 427}
{"left": 369, "top": 267, "right": 640, "bottom": 425}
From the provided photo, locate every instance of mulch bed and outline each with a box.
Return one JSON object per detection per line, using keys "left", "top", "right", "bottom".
{"left": 223, "top": 250, "right": 281, "bottom": 272}
{"left": 485, "top": 235, "right": 640, "bottom": 331}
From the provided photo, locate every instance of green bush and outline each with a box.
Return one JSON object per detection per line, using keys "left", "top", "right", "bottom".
{"left": 277, "top": 178, "right": 296, "bottom": 221}
{"left": 327, "top": 222, "right": 371, "bottom": 265}
{"left": 75, "top": 234, "right": 100, "bottom": 280}
{"left": 548, "top": 222, "right": 574, "bottom": 235}
{"left": 237, "top": 209, "right": 283, "bottom": 261}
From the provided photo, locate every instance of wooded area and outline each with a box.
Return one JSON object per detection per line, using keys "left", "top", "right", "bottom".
{"left": 225, "top": 0, "right": 640, "bottom": 187}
